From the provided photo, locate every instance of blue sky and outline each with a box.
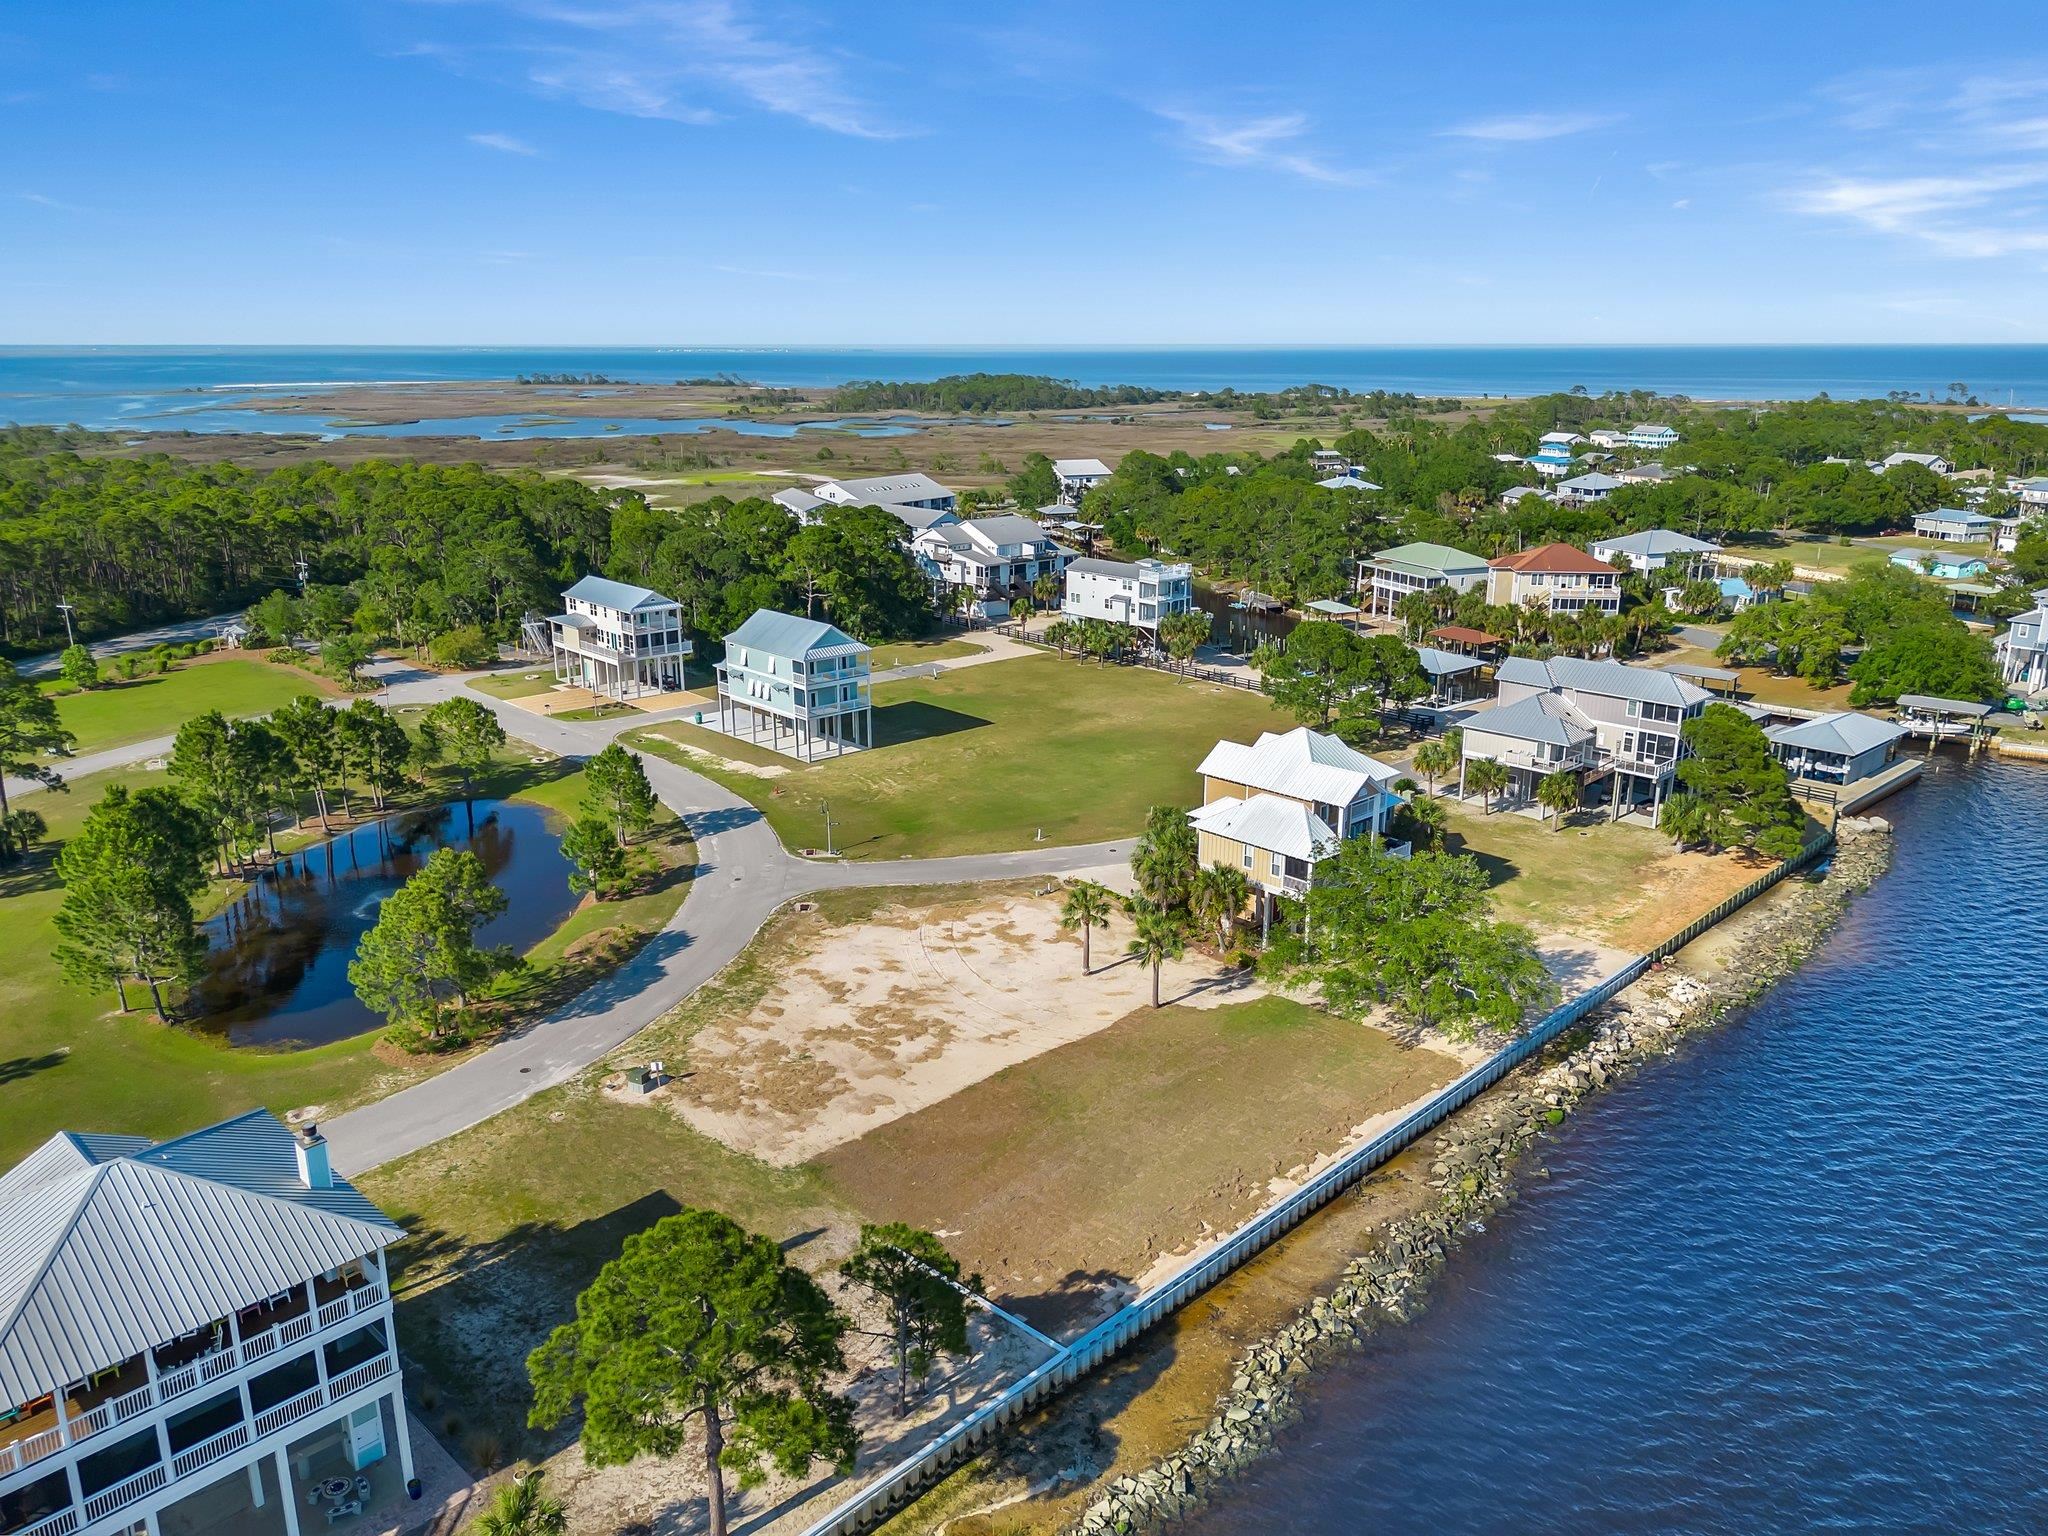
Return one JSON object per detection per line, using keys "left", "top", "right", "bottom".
{"left": 4, "top": 2, "right": 2046, "bottom": 344}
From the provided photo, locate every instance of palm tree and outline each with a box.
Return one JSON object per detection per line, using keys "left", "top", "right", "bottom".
{"left": 1411, "top": 737, "right": 1455, "bottom": 794}
{"left": 1536, "top": 768, "right": 1580, "bottom": 830}
{"left": 1402, "top": 794, "right": 1449, "bottom": 849}
{"left": 1466, "top": 758, "right": 1510, "bottom": 814}
{"left": 1659, "top": 792, "right": 1712, "bottom": 851}
{"left": 1058, "top": 880, "right": 1113, "bottom": 974}
{"left": 473, "top": 1472, "right": 566, "bottom": 1536}
{"left": 1189, "top": 862, "right": 1251, "bottom": 950}
{"left": 1126, "top": 902, "right": 1188, "bottom": 1008}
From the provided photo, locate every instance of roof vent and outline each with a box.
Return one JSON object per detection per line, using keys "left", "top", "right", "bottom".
{"left": 295, "top": 1123, "right": 332, "bottom": 1190}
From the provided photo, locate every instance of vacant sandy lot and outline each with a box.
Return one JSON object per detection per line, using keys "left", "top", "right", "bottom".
{"left": 674, "top": 893, "right": 1261, "bottom": 1165}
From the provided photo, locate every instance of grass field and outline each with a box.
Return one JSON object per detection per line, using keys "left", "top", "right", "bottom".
{"left": 816, "top": 994, "right": 1459, "bottom": 1331}
{"left": 1734, "top": 532, "right": 1992, "bottom": 576}
{"left": 1433, "top": 792, "right": 1781, "bottom": 952}
{"left": 629, "top": 653, "right": 1297, "bottom": 858}
{"left": 1658, "top": 643, "right": 1858, "bottom": 710}
{"left": 866, "top": 636, "right": 989, "bottom": 671}
{"left": 44, "top": 658, "right": 338, "bottom": 754}
{"left": 466, "top": 669, "right": 561, "bottom": 700}
{"left": 0, "top": 745, "right": 691, "bottom": 1170}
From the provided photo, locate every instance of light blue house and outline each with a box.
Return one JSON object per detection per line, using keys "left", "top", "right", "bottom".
{"left": 1526, "top": 434, "right": 1579, "bottom": 479}
{"left": 715, "top": 608, "right": 872, "bottom": 759}
{"left": 1890, "top": 548, "right": 1989, "bottom": 581}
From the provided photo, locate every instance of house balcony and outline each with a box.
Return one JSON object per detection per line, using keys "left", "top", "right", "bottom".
{"left": 1467, "top": 747, "right": 1596, "bottom": 778}
{"left": 0, "top": 1272, "right": 386, "bottom": 1480}
{"left": 554, "top": 629, "right": 691, "bottom": 662}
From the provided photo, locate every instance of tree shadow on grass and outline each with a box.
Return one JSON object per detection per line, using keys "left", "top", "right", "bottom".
{"left": 389, "top": 1190, "right": 686, "bottom": 1468}
{"left": 0, "top": 850, "right": 61, "bottom": 900}
{"left": 0, "top": 1052, "right": 67, "bottom": 1086}
{"left": 1444, "top": 831, "right": 1519, "bottom": 892}
{"left": 870, "top": 701, "right": 991, "bottom": 750}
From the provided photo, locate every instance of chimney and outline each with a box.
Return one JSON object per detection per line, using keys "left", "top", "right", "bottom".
{"left": 295, "top": 1122, "right": 332, "bottom": 1190}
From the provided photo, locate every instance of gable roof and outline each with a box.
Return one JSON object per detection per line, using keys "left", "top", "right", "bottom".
{"left": 564, "top": 574, "right": 674, "bottom": 612}
{"left": 958, "top": 514, "right": 1050, "bottom": 546}
{"left": 824, "top": 473, "right": 954, "bottom": 504}
{"left": 1469, "top": 691, "right": 1595, "bottom": 748}
{"left": 1051, "top": 458, "right": 1113, "bottom": 478}
{"left": 0, "top": 1111, "right": 399, "bottom": 1405}
{"left": 1882, "top": 451, "right": 1946, "bottom": 469}
{"left": 1497, "top": 653, "right": 1712, "bottom": 707}
{"left": 724, "top": 608, "right": 867, "bottom": 659}
{"left": 1489, "top": 541, "right": 1617, "bottom": 575}
{"left": 1188, "top": 794, "right": 1339, "bottom": 864}
{"left": 1914, "top": 506, "right": 1992, "bottom": 526}
{"left": 1414, "top": 645, "right": 1481, "bottom": 678}
{"left": 1364, "top": 541, "right": 1489, "bottom": 578}
{"left": 1591, "top": 528, "right": 1722, "bottom": 558}
{"left": 1318, "top": 473, "right": 1383, "bottom": 490}
{"left": 1557, "top": 471, "right": 1626, "bottom": 494}
{"left": 771, "top": 487, "right": 825, "bottom": 514}
{"left": 1198, "top": 726, "right": 1399, "bottom": 806}
{"left": 1764, "top": 711, "right": 1906, "bottom": 757}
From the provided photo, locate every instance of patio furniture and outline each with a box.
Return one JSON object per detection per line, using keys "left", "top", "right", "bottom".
{"left": 326, "top": 1499, "right": 363, "bottom": 1523}
{"left": 353, "top": 1476, "right": 371, "bottom": 1499}
{"left": 317, "top": 1477, "right": 353, "bottom": 1501}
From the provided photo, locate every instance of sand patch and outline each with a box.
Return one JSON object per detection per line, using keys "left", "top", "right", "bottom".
{"left": 672, "top": 894, "right": 1262, "bottom": 1165}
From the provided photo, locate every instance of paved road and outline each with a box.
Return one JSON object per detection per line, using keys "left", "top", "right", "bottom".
{"left": 13, "top": 656, "right": 1132, "bottom": 1173}
{"left": 303, "top": 678, "right": 1130, "bottom": 1175}
{"left": 2, "top": 657, "right": 488, "bottom": 803}
{"left": 14, "top": 610, "right": 247, "bottom": 677}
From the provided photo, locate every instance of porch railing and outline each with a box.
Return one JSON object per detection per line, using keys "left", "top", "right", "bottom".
{"left": 0, "top": 1281, "right": 386, "bottom": 1477}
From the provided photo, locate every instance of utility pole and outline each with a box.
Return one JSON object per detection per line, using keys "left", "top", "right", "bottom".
{"left": 56, "top": 599, "right": 76, "bottom": 648}
{"left": 822, "top": 799, "right": 836, "bottom": 857}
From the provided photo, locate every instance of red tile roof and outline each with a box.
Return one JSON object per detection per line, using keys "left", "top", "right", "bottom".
{"left": 1488, "top": 542, "right": 1617, "bottom": 576}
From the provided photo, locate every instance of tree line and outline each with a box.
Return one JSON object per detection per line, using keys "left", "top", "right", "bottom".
{"left": 826, "top": 373, "right": 1172, "bottom": 413}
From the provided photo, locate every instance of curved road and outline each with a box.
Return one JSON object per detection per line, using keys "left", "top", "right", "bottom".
{"left": 297, "top": 669, "right": 1130, "bottom": 1175}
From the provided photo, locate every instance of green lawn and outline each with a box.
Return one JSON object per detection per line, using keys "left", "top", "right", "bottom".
{"left": 44, "top": 659, "right": 338, "bottom": 754}
{"left": 631, "top": 653, "right": 1298, "bottom": 858}
{"left": 1735, "top": 532, "right": 1992, "bottom": 575}
{"left": 466, "top": 670, "right": 561, "bottom": 701}
{"left": 866, "top": 636, "right": 989, "bottom": 671}
{"left": 0, "top": 745, "right": 691, "bottom": 1169}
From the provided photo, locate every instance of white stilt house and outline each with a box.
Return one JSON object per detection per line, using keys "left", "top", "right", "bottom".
{"left": 715, "top": 609, "right": 873, "bottom": 761}
{"left": 0, "top": 1113, "right": 416, "bottom": 1536}
{"left": 549, "top": 576, "right": 691, "bottom": 699}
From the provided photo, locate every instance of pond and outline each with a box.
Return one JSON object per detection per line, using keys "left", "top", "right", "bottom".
{"left": 191, "top": 798, "right": 577, "bottom": 1048}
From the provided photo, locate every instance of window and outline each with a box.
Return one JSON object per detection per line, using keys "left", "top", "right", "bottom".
{"left": 1242, "top": 844, "right": 1254, "bottom": 870}
{"left": 1269, "top": 851, "right": 1284, "bottom": 877}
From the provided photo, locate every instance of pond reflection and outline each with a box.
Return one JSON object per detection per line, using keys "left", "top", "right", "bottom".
{"left": 192, "top": 798, "right": 575, "bottom": 1048}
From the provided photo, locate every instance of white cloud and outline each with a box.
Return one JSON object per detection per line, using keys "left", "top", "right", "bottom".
{"left": 467, "top": 131, "right": 538, "bottom": 154}
{"left": 1154, "top": 108, "right": 1364, "bottom": 186}
{"left": 1784, "top": 169, "right": 2048, "bottom": 258}
{"left": 1440, "top": 111, "right": 1617, "bottom": 143}
{"left": 17, "top": 191, "right": 92, "bottom": 214}
{"left": 442, "top": 0, "right": 900, "bottom": 139}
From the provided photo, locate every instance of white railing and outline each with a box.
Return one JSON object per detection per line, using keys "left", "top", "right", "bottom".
{"left": 327, "top": 1355, "right": 392, "bottom": 1402}
{"left": 794, "top": 833, "right": 1838, "bottom": 1536}
{"left": 81, "top": 1464, "right": 167, "bottom": 1524}
{"left": 0, "top": 1425, "right": 64, "bottom": 1476}
{"left": 170, "top": 1421, "right": 250, "bottom": 1480}
{"left": 252, "top": 1386, "right": 325, "bottom": 1440}
{"left": 14, "top": 1505, "right": 80, "bottom": 1536}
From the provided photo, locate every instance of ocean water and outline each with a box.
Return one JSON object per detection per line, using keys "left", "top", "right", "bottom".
{"left": 1180, "top": 754, "right": 2048, "bottom": 1535}
{"left": 4, "top": 346, "right": 2048, "bottom": 438}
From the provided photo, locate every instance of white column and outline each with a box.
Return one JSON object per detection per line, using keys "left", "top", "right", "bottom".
{"left": 390, "top": 1391, "right": 415, "bottom": 1488}
{"left": 51, "top": 1380, "right": 70, "bottom": 1446}
{"left": 249, "top": 1456, "right": 266, "bottom": 1507}
{"left": 277, "top": 1449, "right": 302, "bottom": 1536}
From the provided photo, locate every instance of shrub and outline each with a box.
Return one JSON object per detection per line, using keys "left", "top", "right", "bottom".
{"left": 426, "top": 625, "right": 496, "bottom": 670}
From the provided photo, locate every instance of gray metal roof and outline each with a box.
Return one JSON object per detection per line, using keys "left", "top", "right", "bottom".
{"left": 1896, "top": 693, "right": 1992, "bottom": 717}
{"left": 1198, "top": 727, "right": 1399, "bottom": 806}
{"left": 1558, "top": 471, "right": 1626, "bottom": 493}
{"left": 827, "top": 473, "right": 954, "bottom": 504}
{"left": 0, "top": 1111, "right": 399, "bottom": 1404}
{"left": 1764, "top": 711, "right": 1906, "bottom": 756}
{"left": 1414, "top": 645, "right": 1481, "bottom": 677}
{"left": 1467, "top": 692, "right": 1594, "bottom": 748}
{"left": 724, "top": 607, "right": 867, "bottom": 660}
{"left": 1052, "top": 458, "right": 1113, "bottom": 478}
{"left": 1593, "top": 528, "right": 1721, "bottom": 558}
{"left": 958, "top": 514, "right": 1052, "bottom": 546}
{"left": 1363, "top": 542, "right": 1490, "bottom": 578}
{"left": 1498, "top": 653, "right": 1711, "bottom": 708}
{"left": 564, "top": 574, "right": 674, "bottom": 612}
